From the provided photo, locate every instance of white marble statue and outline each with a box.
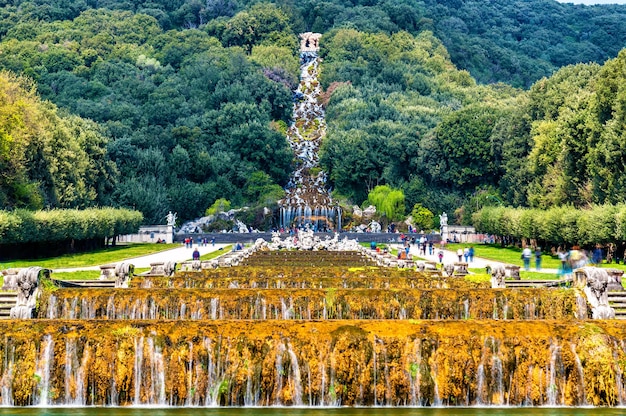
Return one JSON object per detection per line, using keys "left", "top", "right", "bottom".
{"left": 166, "top": 211, "right": 177, "bottom": 226}
{"left": 439, "top": 212, "right": 448, "bottom": 227}
{"left": 369, "top": 221, "right": 381, "bottom": 233}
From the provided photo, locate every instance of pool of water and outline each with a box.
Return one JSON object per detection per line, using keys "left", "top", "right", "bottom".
{"left": 0, "top": 408, "right": 624, "bottom": 416}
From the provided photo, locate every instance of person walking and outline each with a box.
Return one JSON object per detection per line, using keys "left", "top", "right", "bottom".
{"left": 438, "top": 249, "right": 444, "bottom": 264}
{"left": 521, "top": 246, "right": 532, "bottom": 271}
{"left": 457, "top": 248, "right": 463, "bottom": 262}
{"left": 468, "top": 246, "right": 474, "bottom": 262}
{"left": 535, "top": 247, "right": 542, "bottom": 271}
{"left": 592, "top": 245, "right": 603, "bottom": 266}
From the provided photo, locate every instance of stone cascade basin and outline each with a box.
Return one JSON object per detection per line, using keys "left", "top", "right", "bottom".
{"left": 1, "top": 247, "right": 626, "bottom": 407}
{"left": 238, "top": 250, "right": 374, "bottom": 267}
{"left": 131, "top": 271, "right": 490, "bottom": 290}
{"left": 2, "top": 318, "right": 626, "bottom": 407}
{"left": 41, "top": 287, "right": 580, "bottom": 321}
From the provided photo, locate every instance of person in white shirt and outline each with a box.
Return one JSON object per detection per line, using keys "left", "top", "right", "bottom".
{"left": 522, "top": 246, "right": 532, "bottom": 270}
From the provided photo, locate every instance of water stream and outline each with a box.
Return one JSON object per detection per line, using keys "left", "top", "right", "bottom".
{"left": 280, "top": 36, "right": 341, "bottom": 231}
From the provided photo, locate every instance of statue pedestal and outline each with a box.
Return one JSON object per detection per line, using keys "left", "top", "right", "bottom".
{"left": 166, "top": 225, "right": 174, "bottom": 244}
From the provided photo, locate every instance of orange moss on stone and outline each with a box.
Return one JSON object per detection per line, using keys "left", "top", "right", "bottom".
{"left": 2, "top": 320, "right": 626, "bottom": 406}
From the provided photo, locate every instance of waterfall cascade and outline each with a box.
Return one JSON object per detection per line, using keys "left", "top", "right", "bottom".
{"left": 1, "top": 249, "right": 626, "bottom": 407}
{"left": 279, "top": 33, "right": 341, "bottom": 231}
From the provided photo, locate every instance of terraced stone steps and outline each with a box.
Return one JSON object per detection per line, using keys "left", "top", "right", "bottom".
{"left": 0, "top": 292, "right": 17, "bottom": 319}
{"left": 41, "top": 287, "right": 579, "bottom": 321}
{"left": 608, "top": 292, "right": 626, "bottom": 319}
{"left": 132, "top": 273, "right": 481, "bottom": 290}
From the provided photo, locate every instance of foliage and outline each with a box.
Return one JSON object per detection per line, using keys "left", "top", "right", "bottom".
{"left": 319, "top": 29, "right": 517, "bottom": 216}
{"left": 206, "top": 198, "right": 231, "bottom": 216}
{"left": 0, "top": 71, "right": 115, "bottom": 210}
{"left": 410, "top": 203, "right": 434, "bottom": 232}
{"left": 0, "top": 207, "right": 143, "bottom": 245}
{"left": 472, "top": 204, "right": 626, "bottom": 248}
{"left": 1, "top": 0, "right": 626, "bottom": 227}
{"left": 497, "top": 54, "right": 626, "bottom": 210}
{"left": 366, "top": 185, "right": 405, "bottom": 222}
{"left": 0, "top": 8, "right": 295, "bottom": 224}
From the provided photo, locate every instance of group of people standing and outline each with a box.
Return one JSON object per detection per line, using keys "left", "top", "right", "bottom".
{"left": 555, "top": 245, "right": 601, "bottom": 277}
{"left": 184, "top": 236, "right": 215, "bottom": 248}
{"left": 521, "top": 246, "right": 542, "bottom": 271}
{"left": 455, "top": 247, "right": 475, "bottom": 263}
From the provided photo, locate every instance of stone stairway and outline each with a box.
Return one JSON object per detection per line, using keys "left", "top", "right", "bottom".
{"left": 0, "top": 292, "right": 18, "bottom": 319}
{"left": 608, "top": 292, "right": 626, "bottom": 319}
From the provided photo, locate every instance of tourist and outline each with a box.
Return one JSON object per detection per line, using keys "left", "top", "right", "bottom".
{"left": 192, "top": 248, "right": 200, "bottom": 260}
{"left": 570, "top": 246, "right": 583, "bottom": 269}
{"left": 592, "top": 245, "right": 603, "bottom": 266}
{"left": 438, "top": 249, "right": 444, "bottom": 264}
{"left": 463, "top": 247, "right": 469, "bottom": 263}
{"left": 428, "top": 241, "right": 434, "bottom": 255}
{"left": 456, "top": 248, "right": 463, "bottom": 262}
{"left": 522, "top": 246, "right": 532, "bottom": 271}
{"left": 468, "top": 246, "right": 474, "bottom": 262}
{"left": 535, "top": 247, "right": 542, "bottom": 271}
{"left": 557, "top": 249, "right": 568, "bottom": 276}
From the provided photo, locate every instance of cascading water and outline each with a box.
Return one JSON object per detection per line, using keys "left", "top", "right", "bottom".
{"left": 34, "top": 334, "right": 54, "bottom": 406}
{"left": 4, "top": 248, "right": 626, "bottom": 407}
{"left": 279, "top": 33, "right": 341, "bottom": 232}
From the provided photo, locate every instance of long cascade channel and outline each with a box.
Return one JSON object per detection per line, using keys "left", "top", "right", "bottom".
{"left": 279, "top": 33, "right": 341, "bottom": 232}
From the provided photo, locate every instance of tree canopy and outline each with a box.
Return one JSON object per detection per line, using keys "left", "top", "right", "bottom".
{"left": 1, "top": 0, "right": 626, "bottom": 230}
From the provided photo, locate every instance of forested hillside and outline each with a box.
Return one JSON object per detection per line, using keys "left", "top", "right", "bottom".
{"left": 1, "top": 0, "right": 625, "bottom": 227}
{"left": 2, "top": 0, "right": 625, "bottom": 87}
{"left": 0, "top": 6, "right": 296, "bottom": 223}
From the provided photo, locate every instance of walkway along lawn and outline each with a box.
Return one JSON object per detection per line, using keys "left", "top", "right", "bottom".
{"left": 47, "top": 245, "right": 233, "bottom": 281}
{"left": 1, "top": 243, "right": 179, "bottom": 269}
{"left": 446, "top": 243, "right": 561, "bottom": 269}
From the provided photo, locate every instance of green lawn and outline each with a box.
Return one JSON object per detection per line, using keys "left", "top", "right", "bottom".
{"left": 1, "top": 243, "right": 179, "bottom": 269}
{"left": 447, "top": 242, "right": 626, "bottom": 273}
{"left": 199, "top": 245, "right": 233, "bottom": 261}
{"left": 445, "top": 243, "right": 562, "bottom": 269}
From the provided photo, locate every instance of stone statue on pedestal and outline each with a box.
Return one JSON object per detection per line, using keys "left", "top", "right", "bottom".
{"left": 166, "top": 211, "right": 177, "bottom": 226}
{"left": 439, "top": 212, "right": 448, "bottom": 226}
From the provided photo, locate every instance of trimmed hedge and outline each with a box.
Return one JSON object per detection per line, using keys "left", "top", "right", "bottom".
{"left": 0, "top": 208, "right": 143, "bottom": 244}
{"left": 472, "top": 204, "right": 626, "bottom": 246}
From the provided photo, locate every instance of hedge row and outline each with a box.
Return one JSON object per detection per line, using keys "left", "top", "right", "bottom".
{"left": 472, "top": 204, "right": 626, "bottom": 246}
{"left": 0, "top": 208, "right": 143, "bottom": 244}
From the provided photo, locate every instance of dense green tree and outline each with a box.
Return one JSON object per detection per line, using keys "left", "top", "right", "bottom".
{"left": 410, "top": 203, "right": 434, "bottom": 231}
{"left": 367, "top": 185, "right": 405, "bottom": 221}
{"left": 0, "top": 71, "right": 115, "bottom": 210}
{"left": 422, "top": 104, "right": 505, "bottom": 189}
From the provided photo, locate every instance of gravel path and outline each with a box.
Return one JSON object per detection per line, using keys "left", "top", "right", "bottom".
{"left": 52, "top": 243, "right": 230, "bottom": 273}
